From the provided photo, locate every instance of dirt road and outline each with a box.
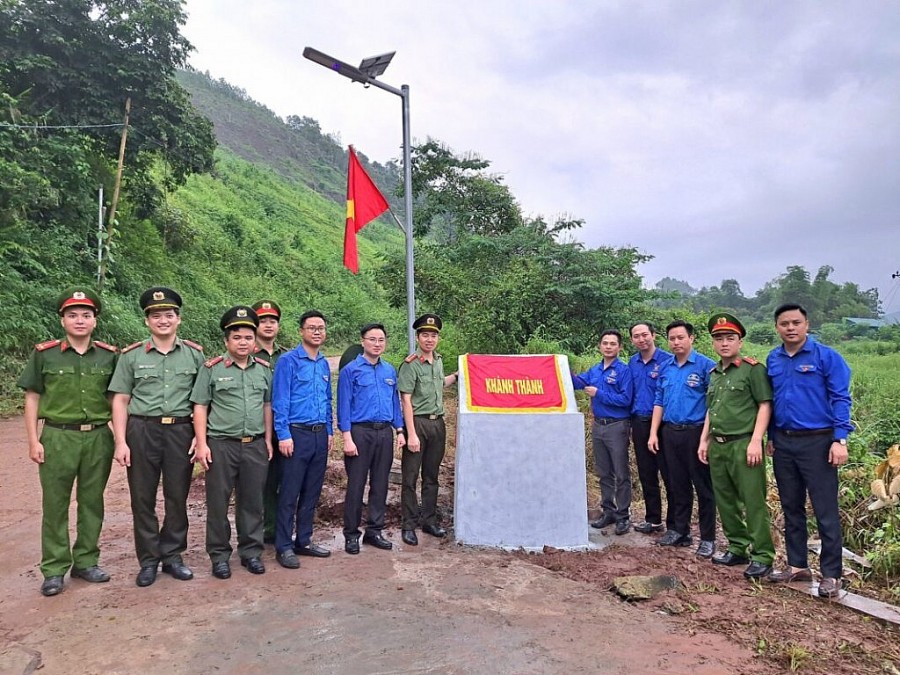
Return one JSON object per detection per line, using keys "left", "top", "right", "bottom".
{"left": 0, "top": 413, "right": 762, "bottom": 675}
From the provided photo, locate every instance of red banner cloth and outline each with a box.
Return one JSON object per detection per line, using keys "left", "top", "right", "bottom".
{"left": 344, "top": 145, "right": 389, "bottom": 274}
{"left": 462, "top": 354, "right": 566, "bottom": 413}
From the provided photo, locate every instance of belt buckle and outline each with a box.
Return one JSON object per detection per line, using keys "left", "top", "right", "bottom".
{"left": 429, "top": 415, "right": 438, "bottom": 420}
{"left": 241, "top": 436, "right": 253, "bottom": 443}
{"left": 79, "top": 424, "right": 94, "bottom": 432}
{"left": 160, "top": 417, "right": 175, "bottom": 425}
{"left": 714, "top": 436, "right": 726, "bottom": 443}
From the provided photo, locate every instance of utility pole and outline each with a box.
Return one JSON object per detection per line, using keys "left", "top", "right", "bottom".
{"left": 99, "top": 97, "right": 130, "bottom": 289}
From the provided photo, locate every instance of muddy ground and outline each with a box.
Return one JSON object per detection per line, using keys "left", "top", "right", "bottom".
{"left": 1, "top": 407, "right": 898, "bottom": 674}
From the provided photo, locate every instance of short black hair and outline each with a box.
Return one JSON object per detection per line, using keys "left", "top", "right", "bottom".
{"left": 599, "top": 329, "right": 622, "bottom": 345}
{"left": 774, "top": 303, "right": 808, "bottom": 321}
{"left": 665, "top": 319, "right": 694, "bottom": 337}
{"left": 360, "top": 323, "right": 386, "bottom": 337}
{"left": 225, "top": 324, "right": 255, "bottom": 336}
{"left": 630, "top": 321, "right": 656, "bottom": 336}
{"left": 299, "top": 310, "right": 326, "bottom": 327}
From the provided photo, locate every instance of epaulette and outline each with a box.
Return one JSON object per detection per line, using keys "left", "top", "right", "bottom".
{"left": 93, "top": 340, "right": 118, "bottom": 353}
{"left": 35, "top": 339, "right": 61, "bottom": 352}
{"left": 744, "top": 356, "right": 760, "bottom": 366}
{"left": 404, "top": 353, "right": 418, "bottom": 363}
{"left": 254, "top": 357, "right": 271, "bottom": 368}
{"left": 204, "top": 356, "right": 224, "bottom": 368}
{"left": 122, "top": 341, "right": 143, "bottom": 353}
{"left": 183, "top": 339, "right": 204, "bottom": 352}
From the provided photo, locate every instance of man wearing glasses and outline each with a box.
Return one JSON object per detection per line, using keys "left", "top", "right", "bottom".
{"left": 270, "top": 311, "right": 333, "bottom": 569}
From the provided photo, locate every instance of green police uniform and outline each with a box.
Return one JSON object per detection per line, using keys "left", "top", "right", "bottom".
{"left": 706, "top": 313, "right": 776, "bottom": 565}
{"left": 192, "top": 350, "right": 272, "bottom": 564}
{"left": 17, "top": 289, "right": 117, "bottom": 583}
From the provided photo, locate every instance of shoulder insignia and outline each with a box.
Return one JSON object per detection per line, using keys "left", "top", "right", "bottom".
{"left": 743, "top": 356, "right": 759, "bottom": 365}
{"left": 93, "top": 340, "right": 118, "bottom": 353}
{"left": 254, "top": 357, "right": 271, "bottom": 368}
{"left": 183, "top": 339, "right": 204, "bottom": 352}
{"left": 122, "top": 341, "right": 143, "bottom": 353}
{"left": 204, "top": 356, "right": 224, "bottom": 368}
{"left": 404, "top": 353, "right": 418, "bottom": 363}
{"left": 35, "top": 339, "right": 61, "bottom": 352}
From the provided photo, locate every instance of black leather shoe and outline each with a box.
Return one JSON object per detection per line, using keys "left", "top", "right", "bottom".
{"left": 294, "top": 543, "right": 331, "bottom": 558}
{"left": 40, "top": 576, "right": 64, "bottom": 597}
{"left": 212, "top": 560, "right": 232, "bottom": 579}
{"left": 362, "top": 532, "right": 393, "bottom": 550}
{"left": 402, "top": 529, "right": 418, "bottom": 546}
{"left": 695, "top": 540, "right": 716, "bottom": 559}
{"left": 590, "top": 513, "right": 616, "bottom": 529}
{"left": 614, "top": 519, "right": 630, "bottom": 536}
{"left": 345, "top": 537, "right": 360, "bottom": 555}
{"left": 422, "top": 524, "right": 447, "bottom": 538}
{"left": 713, "top": 551, "right": 750, "bottom": 566}
{"left": 162, "top": 560, "right": 194, "bottom": 581}
{"left": 276, "top": 550, "right": 300, "bottom": 569}
{"left": 656, "top": 530, "right": 692, "bottom": 547}
{"left": 241, "top": 557, "right": 265, "bottom": 575}
{"left": 71, "top": 565, "right": 111, "bottom": 583}
{"left": 743, "top": 561, "right": 772, "bottom": 579}
{"left": 136, "top": 564, "right": 158, "bottom": 587}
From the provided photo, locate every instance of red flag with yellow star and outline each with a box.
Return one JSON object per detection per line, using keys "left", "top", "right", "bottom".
{"left": 344, "top": 145, "right": 390, "bottom": 274}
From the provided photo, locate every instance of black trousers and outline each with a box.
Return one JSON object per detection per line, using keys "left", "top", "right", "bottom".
{"left": 631, "top": 417, "right": 671, "bottom": 526}
{"left": 343, "top": 424, "right": 394, "bottom": 537}
{"left": 401, "top": 416, "right": 446, "bottom": 530}
{"left": 660, "top": 424, "right": 716, "bottom": 540}
{"left": 772, "top": 431, "right": 842, "bottom": 578}
{"left": 125, "top": 417, "right": 194, "bottom": 567}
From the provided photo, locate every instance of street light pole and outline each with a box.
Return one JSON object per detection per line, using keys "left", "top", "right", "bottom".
{"left": 303, "top": 46, "right": 417, "bottom": 353}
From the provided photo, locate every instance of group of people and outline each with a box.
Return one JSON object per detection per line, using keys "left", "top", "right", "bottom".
{"left": 572, "top": 305, "right": 852, "bottom": 598}
{"left": 19, "top": 286, "right": 453, "bottom": 597}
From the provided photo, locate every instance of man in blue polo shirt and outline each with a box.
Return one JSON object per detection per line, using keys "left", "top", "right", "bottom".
{"left": 338, "top": 323, "right": 406, "bottom": 554}
{"left": 648, "top": 320, "right": 717, "bottom": 557}
{"left": 573, "top": 329, "right": 634, "bottom": 535}
{"left": 765, "top": 303, "right": 852, "bottom": 598}
{"left": 628, "top": 321, "right": 674, "bottom": 535}
{"left": 271, "top": 310, "right": 333, "bottom": 569}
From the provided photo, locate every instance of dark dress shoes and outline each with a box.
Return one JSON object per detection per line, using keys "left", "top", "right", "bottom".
{"left": 656, "top": 530, "right": 692, "bottom": 547}
{"left": 212, "top": 560, "right": 232, "bottom": 579}
{"left": 695, "top": 540, "right": 716, "bottom": 558}
{"left": 422, "top": 524, "right": 447, "bottom": 538}
{"left": 345, "top": 537, "right": 361, "bottom": 555}
{"left": 590, "top": 513, "right": 616, "bottom": 529}
{"left": 162, "top": 560, "right": 194, "bottom": 581}
{"left": 71, "top": 565, "right": 111, "bottom": 583}
{"left": 614, "top": 519, "right": 630, "bottom": 536}
{"left": 817, "top": 577, "right": 844, "bottom": 598}
{"left": 632, "top": 521, "right": 664, "bottom": 534}
{"left": 276, "top": 550, "right": 300, "bottom": 569}
{"left": 767, "top": 567, "right": 813, "bottom": 584}
{"left": 743, "top": 561, "right": 772, "bottom": 579}
{"left": 136, "top": 565, "right": 158, "bottom": 587}
{"left": 402, "top": 529, "right": 418, "bottom": 546}
{"left": 294, "top": 544, "right": 331, "bottom": 558}
{"left": 41, "top": 576, "right": 64, "bottom": 597}
{"left": 362, "top": 532, "right": 393, "bottom": 550}
{"left": 713, "top": 551, "right": 750, "bottom": 566}
{"left": 241, "top": 557, "right": 265, "bottom": 575}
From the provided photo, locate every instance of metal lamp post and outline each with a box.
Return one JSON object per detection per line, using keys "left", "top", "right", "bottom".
{"left": 303, "top": 46, "right": 417, "bottom": 353}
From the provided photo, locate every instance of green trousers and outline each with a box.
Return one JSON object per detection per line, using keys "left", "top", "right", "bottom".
{"left": 39, "top": 425, "right": 114, "bottom": 577}
{"left": 707, "top": 437, "right": 775, "bottom": 564}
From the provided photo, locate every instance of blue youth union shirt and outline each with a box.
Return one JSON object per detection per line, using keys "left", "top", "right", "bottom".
{"left": 766, "top": 336, "right": 852, "bottom": 440}
{"left": 337, "top": 354, "right": 404, "bottom": 432}
{"left": 653, "top": 349, "right": 716, "bottom": 425}
{"left": 271, "top": 346, "right": 333, "bottom": 440}
{"left": 629, "top": 349, "right": 674, "bottom": 417}
{"left": 572, "top": 357, "right": 634, "bottom": 419}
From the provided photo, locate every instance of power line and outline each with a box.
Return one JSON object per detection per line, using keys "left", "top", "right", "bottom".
{"left": 0, "top": 122, "right": 123, "bottom": 129}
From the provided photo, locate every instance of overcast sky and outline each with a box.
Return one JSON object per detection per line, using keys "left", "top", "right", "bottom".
{"left": 182, "top": 1, "right": 900, "bottom": 314}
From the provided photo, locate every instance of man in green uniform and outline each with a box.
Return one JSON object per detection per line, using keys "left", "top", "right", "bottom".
{"left": 251, "top": 300, "right": 287, "bottom": 544}
{"left": 192, "top": 306, "right": 273, "bottom": 579}
{"left": 18, "top": 288, "right": 118, "bottom": 596}
{"left": 398, "top": 313, "right": 458, "bottom": 546}
{"left": 698, "top": 312, "right": 775, "bottom": 580}
{"left": 109, "top": 287, "right": 205, "bottom": 587}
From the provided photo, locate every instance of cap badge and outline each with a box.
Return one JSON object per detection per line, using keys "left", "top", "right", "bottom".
{"left": 262, "top": 302, "right": 271, "bottom": 309}
{"left": 237, "top": 308, "right": 248, "bottom": 317}
{"left": 153, "top": 291, "right": 164, "bottom": 301}
{"left": 427, "top": 318, "right": 435, "bottom": 325}
{"left": 716, "top": 316, "right": 727, "bottom": 325}
{"left": 73, "top": 291, "right": 85, "bottom": 300}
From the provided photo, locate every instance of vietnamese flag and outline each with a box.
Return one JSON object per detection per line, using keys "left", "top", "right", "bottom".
{"left": 344, "top": 145, "right": 390, "bottom": 274}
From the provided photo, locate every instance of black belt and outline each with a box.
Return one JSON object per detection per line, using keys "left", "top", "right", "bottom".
{"left": 414, "top": 414, "right": 443, "bottom": 420}
{"left": 353, "top": 422, "right": 391, "bottom": 430}
{"left": 210, "top": 434, "right": 264, "bottom": 444}
{"left": 290, "top": 423, "right": 326, "bottom": 432}
{"left": 44, "top": 421, "right": 105, "bottom": 432}
{"left": 777, "top": 427, "right": 833, "bottom": 437}
{"left": 131, "top": 415, "right": 192, "bottom": 425}
{"left": 595, "top": 417, "right": 629, "bottom": 425}
{"left": 666, "top": 423, "right": 703, "bottom": 431}
{"left": 631, "top": 415, "right": 652, "bottom": 422}
{"left": 712, "top": 433, "right": 752, "bottom": 444}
